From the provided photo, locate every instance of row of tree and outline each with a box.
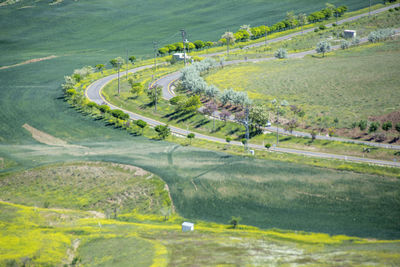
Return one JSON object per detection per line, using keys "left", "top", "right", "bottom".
{"left": 156, "top": 3, "right": 348, "bottom": 57}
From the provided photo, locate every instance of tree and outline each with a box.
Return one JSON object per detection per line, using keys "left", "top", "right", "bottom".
{"left": 359, "top": 120, "right": 368, "bottom": 131}
{"left": 110, "top": 57, "right": 124, "bottom": 68}
{"left": 129, "top": 56, "right": 136, "bottom": 64}
{"left": 181, "top": 95, "right": 202, "bottom": 113}
{"left": 155, "top": 125, "right": 170, "bottom": 140}
{"left": 382, "top": 121, "right": 392, "bottom": 131}
{"left": 249, "top": 105, "right": 269, "bottom": 129}
{"left": 274, "top": 48, "right": 288, "bottom": 59}
{"left": 265, "top": 143, "right": 271, "bottom": 149}
{"left": 230, "top": 216, "right": 241, "bottom": 229}
{"left": 135, "top": 119, "right": 147, "bottom": 134}
{"left": 220, "top": 110, "right": 231, "bottom": 125}
{"left": 297, "top": 13, "right": 308, "bottom": 32}
{"left": 147, "top": 85, "right": 162, "bottom": 111}
{"left": 395, "top": 123, "right": 400, "bottom": 137}
{"left": 369, "top": 122, "right": 380, "bottom": 133}
{"left": 187, "top": 133, "right": 195, "bottom": 144}
{"left": 186, "top": 42, "right": 196, "bottom": 52}
{"left": 111, "top": 109, "right": 129, "bottom": 120}
{"left": 311, "top": 130, "right": 317, "bottom": 142}
{"left": 99, "top": 105, "right": 110, "bottom": 113}
{"left": 95, "top": 64, "right": 105, "bottom": 74}
{"left": 205, "top": 41, "right": 214, "bottom": 49}
{"left": 225, "top": 136, "right": 232, "bottom": 143}
{"left": 158, "top": 47, "right": 169, "bottom": 56}
{"left": 316, "top": 40, "right": 331, "bottom": 57}
{"left": 203, "top": 101, "right": 218, "bottom": 131}
{"left": 221, "top": 32, "right": 235, "bottom": 55}
{"left": 205, "top": 85, "right": 220, "bottom": 101}
{"left": 193, "top": 40, "right": 205, "bottom": 50}
{"left": 128, "top": 79, "right": 143, "bottom": 97}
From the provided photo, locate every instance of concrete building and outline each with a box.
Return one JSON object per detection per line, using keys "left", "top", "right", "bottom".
{"left": 182, "top": 222, "right": 194, "bottom": 232}
{"left": 173, "top": 53, "right": 191, "bottom": 61}
{"left": 343, "top": 30, "right": 357, "bottom": 39}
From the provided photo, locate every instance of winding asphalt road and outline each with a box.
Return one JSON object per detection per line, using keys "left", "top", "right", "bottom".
{"left": 86, "top": 4, "right": 400, "bottom": 168}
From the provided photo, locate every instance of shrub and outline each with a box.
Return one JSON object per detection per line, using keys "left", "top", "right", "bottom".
{"left": 319, "top": 25, "right": 327, "bottom": 30}
{"left": 87, "top": 102, "right": 98, "bottom": 109}
{"left": 155, "top": 125, "right": 170, "bottom": 139}
{"left": 332, "top": 23, "right": 337, "bottom": 27}
{"left": 374, "top": 132, "right": 386, "bottom": 142}
{"left": 341, "top": 40, "right": 351, "bottom": 50}
{"left": 111, "top": 109, "right": 129, "bottom": 120}
{"left": 225, "top": 136, "right": 232, "bottom": 143}
{"left": 368, "top": 28, "right": 395, "bottom": 43}
{"left": 241, "top": 138, "right": 248, "bottom": 145}
{"left": 314, "top": 28, "right": 320, "bottom": 33}
{"left": 66, "top": 88, "right": 77, "bottom": 96}
{"left": 359, "top": 120, "right": 368, "bottom": 131}
{"left": 316, "top": 40, "right": 331, "bottom": 57}
{"left": 99, "top": 105, "right": 110, "bottom": 113}
{"left": 169, "top": 95, "right": 185, "bottom": 105}
{"left": 368, "top": 122, "right": 380, "bottom": 133}
{"left": 382, "top": 121, "right": 392, "bottom": 131}
{"left": 265, "top": 143, "right": 271, "bottom": 149}
{"left": 274, "top": 48, "right": 288, "bottom": 59}
{"left": 351, "top": 38, "right": 361, "bottom": 46}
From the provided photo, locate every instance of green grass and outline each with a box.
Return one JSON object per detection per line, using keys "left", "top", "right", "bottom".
{"left": 78, "top": 236, "right": 154, "bottom": 267}
{"left": 0, "top": 162, "right": 171, "bottom": 215}
{"left": 205, "top": 39, "right": 400, "bottom": 129}
{"left": 1, "top": 198, "right": 400, "bottom": 266}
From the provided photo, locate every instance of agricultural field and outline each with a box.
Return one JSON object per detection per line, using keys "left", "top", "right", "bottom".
{"left": 1, "top": 0, "right": 400, "bottom": 265}
{"left": 1, "top": 162, "right": 399, "bottom": 266}
{"left": 205, "top": 38, "right": 400, "bottom": 133}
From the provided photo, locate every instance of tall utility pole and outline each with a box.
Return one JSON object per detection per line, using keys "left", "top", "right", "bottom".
{"left": 117, "top": 62, "right": 121, "bottom": 95}
{"left": 265, "top": 23, "right": 268, "bottom": 45}
{"left": 126, "top": 49, "right": 129, "bottom": 79}
{"left": 369, "top": 0, "right": 371, "bottom": 17}
{"left": 276, "top": 105, "right": 279, "bottom": 145}
{"left": 245, "top": 105, "right": 250, "bottom": 151}
{"left": 181, "top": 29, "right": 187, "bottom": 66}
{"left": 152, "top": 41, "right": 158, "bottom": 112}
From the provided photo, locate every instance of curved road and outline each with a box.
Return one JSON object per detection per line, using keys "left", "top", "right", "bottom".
{"left": 86, "top": 4, "right": 400, "bottom": 167}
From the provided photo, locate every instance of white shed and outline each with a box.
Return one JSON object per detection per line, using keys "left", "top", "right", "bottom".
{"left": 173, "top": 53, "right": 191, "bottom": 61}
{"left": 343, "top": 30, "right": 357, "bottom": 39}
{"left": 182, "top": 222, "right": 194, "bottom": 232}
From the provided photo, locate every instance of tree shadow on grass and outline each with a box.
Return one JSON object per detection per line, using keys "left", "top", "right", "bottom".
{"left": 177, "top": 113, "right": 196, "bottom": 123}
{"left": 194, "top": 118, "right": 210, "bottom": 128}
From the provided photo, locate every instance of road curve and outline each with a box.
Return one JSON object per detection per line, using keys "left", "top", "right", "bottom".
{"left": 86, "top": 66, "right": 400, "bottom": 168}
{"left": 85, "top": 4, "right": 400, "bottom": 167}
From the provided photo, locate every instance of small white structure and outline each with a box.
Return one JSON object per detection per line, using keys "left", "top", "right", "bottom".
{"left": 173, "top": 53, "right": 191, "bottom": 61}
{"left": 182, "top": 222, "right": 194, "bottom": 232}
{"left": 343, "top": 30, "right": 357, "bottom": 39}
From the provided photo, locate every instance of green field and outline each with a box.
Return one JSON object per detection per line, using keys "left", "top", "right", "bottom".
{"left": 1, "top": 0, "right": 400, "bottom": 265}
{"left": 205, "top": 39, "right": 400, "bottom": 128}
{"left": 1, "top": 162, "right": 399, "bottom": 266}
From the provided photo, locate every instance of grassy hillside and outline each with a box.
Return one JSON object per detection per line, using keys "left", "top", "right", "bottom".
{"left": 1, "top": 162, "right": 399, "bottom": 266}
{"left": 205, "top": 39, "right": 400, "bottom": 128}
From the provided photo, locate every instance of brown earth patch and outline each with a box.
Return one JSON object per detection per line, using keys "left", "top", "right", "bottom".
{"left": 22, "top": 123, "right": 85, "bottom": 148}
{"left": 0, "top": 55, "right": 57, "bottom": 70}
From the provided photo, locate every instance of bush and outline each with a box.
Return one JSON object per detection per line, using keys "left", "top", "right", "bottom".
{"left": 225, "top": 136, "right": 232, "bottom": 143}
{"left": 265, "top": 143, "right": 271, "bottom": 149}
{"left": 274, "top": 48, "right": 288, "bottom": 59}
{"left": 169, "top": 95, "right": 185, "bottom": 105}
{"left": 359, "top": 120, "right": 368, "bottom": 131}
{"left": 314, "top": 28, "right": 320, "bottom": 33}
{"left": 351, "top": 38, "right": 361, "bottom": 46}
{"left": 341, "top": 40, "right": 351, "bottom": 50}
{"left": 87, "top": 102, "right": 98, "bottom": 109}
{"left": 66, "top": 88, "right": 77, "bottom": 96}
{"left": 99, "top": 105, "right": 110, "bottom": 113}
{"left": 155, "top": 125, "right": 171, "bottom": 139}
{"left": 319, "top": 25, "right": 327, "bottom": 30}
{"left": 111, "top": 109, "right": 129, "bottom": 120}
{"left": 368, "top": 122, "right": 380, "bottom": 133}
{"left": 332, "top": 23, "right": 337, "bottom": 27}
{"left": 368, "top": 28, "right": 395, "bottom": 43}
{"left": 382, "top": 121, "right": 392, "bottom": 131}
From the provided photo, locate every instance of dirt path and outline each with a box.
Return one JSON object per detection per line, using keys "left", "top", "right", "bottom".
{"left": 0, "top": 55, "right": 57, "bottom": 70}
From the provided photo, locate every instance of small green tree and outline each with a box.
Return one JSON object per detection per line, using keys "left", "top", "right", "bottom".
{"left": 369, "top": 122, "right": 380, "bottom": 133}
{"left": 311, "top": 130, "right": 317, "bottom": 142}
{"left": 229, "top": 216, "right": 241, "bottom": 229}
{"left": 221, "top": 31, "right": 235, "bottom": 55}
{"left": 226, "top": 136, "right": 232, "bottom": 143}
{"left": 135, "top": 119, "right": 147, "bottom": 134}
{"left": 187, "top": 133, "right": 195, "bottom": 144}
{"left": 265, "top": 143, "right": 271, "bottom": 149}
{"left": 128, "top": 79, "right": 143, "bottom": 97}
{"left": 274, "top": 48, "right": 288, "bottom": 59}
{"left": 359, "top": 120, "right": 368, "bottom": 131}
{"left": 155, "top": 125, "right": 171, "bottom": 140}
{"left": 129, "top": 56, "right": 136, "bottom": 64}
{"left": 316, "top": 40, "right": 331, "bottom": 57}
{"left": 95, "top": 64, "right": 105, "bottom": 74}
{"left": 382, "top": 121, "right": 392, "bottom": 131}
{"left": 147, "top": 85, "right": 162, "bottom": 111}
